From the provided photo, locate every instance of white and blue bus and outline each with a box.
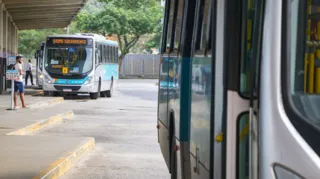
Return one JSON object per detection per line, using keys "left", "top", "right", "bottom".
{"left": 42, "top": 33, "right": 119, "bottom": 99}
{"left": 158, "top": 0, "right": 320, "bottom": 179}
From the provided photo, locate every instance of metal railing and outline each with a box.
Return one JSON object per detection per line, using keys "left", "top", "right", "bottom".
{"left": 120, "top": 54, "right": 160, "bottom": 78}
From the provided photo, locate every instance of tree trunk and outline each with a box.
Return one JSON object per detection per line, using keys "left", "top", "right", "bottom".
{"left": 118, "top": 54, "right": 125, "bottom": 73}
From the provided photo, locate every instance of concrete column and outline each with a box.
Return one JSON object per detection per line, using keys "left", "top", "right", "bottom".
{"left": 15, "top": 27, "right": 18, "bottom": 55}
{"left": 0, "top": 2, "right": 3, "bottom": 58}
{"left": 3, "top": 10, "right": 7, "bottom": 59}
{"left": 7, "top": 18, "right": 11, "bottom": 56}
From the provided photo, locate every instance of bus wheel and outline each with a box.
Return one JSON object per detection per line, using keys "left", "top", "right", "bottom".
{"left": 90, "top": 92, "right": 98, "bottom": 99}
{"left": 90, "top": 80, "right": 101, "bottom": 100}
{"left": 100, "top": 91, "right": 106, "bottom": 97}
{"left": 44, "top": 91, "right": 50, "bottom": 96}
{"left": 170, "top": 134, "right": 177, "bottom": 179}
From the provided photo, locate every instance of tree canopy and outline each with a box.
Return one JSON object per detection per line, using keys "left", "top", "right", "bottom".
{"left": 76, "top": 0, "right": 163, "bottom": 68}
{"left": 17, "top": 0, "right": 163, "bottom": 65}
{"left": 18, "top": 29, "right": 65, "bottom": 59}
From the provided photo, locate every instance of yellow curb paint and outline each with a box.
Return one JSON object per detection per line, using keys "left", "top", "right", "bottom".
{"left": 32, "top": 138, "right": 95, "bottom": 179}
{"left": 6, "top": 110, "right": 74, "bottom": 136}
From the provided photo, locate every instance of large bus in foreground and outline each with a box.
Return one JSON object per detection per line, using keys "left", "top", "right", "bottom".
{"left": 42, "top": 33, "right": 119, "bottom": 99}
{"left": 158, "top": 0, "right": 320, "bottom": 179}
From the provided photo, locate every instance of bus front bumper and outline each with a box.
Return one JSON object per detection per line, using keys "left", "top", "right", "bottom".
{"left": 43, "top": 82, "right": 97, "bottom": 94}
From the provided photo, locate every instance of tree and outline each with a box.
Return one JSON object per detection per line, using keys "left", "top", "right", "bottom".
{"left": 18, "top": 29, "right": 64, "bottom": 58}
{"left": 76, "top": 0, "right": 162, "bottom": 69}
{"left": 144, "top": 22, "right": 162, "bottom": 53}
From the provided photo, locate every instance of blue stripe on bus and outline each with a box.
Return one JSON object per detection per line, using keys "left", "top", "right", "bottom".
{"left": 179, "top": 57, "right": 192, "bottom": 141}
{"left": 53, "top": 76, "right": 88, "bottom": 85}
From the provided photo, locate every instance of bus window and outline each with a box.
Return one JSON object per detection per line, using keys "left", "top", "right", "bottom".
{"left": 111, "top": 47, "right": 115, "bottom": 63}
{"left": 99, "top": 44, "right": 103, "bottom": 63}
{"left": 102, "top": 45, "right": 106, "bottom": 63}
{"left": 237, "top": 113, "right": 249, "bottom": 179}
{"left": 116, "top": 47, "right": 119, "bottom": 63}
{"left": 194, "top": 0, "right": 210, "bottom": 51}
{"left": 283, "top": 0, "right": 320, "bottom": 158}
{"left": 95, "top": 43, "right": 100, "bottom": 65}
{"left": 240, "top": 0, "right": 256, "bottom": 97}
{"left": 108, "top": 46, "right": 112, "bottom": 63}
{"left": 190, "top": 0, "right": 212, "bottom": 171}
{"left": 173, "top": 0, "right": 183, "bottom": 51}
{"left": 166, "top": 0, "right": 176, "bottom": 52}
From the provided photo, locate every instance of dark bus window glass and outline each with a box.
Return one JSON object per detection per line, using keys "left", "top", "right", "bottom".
{"left": 95, "top": 43, "right": 101, "bottom": 65}
{"left": 194, "top": 0, "right": 210, "bottom": 51}
{"left": 285, "top": 0, "right": 320, "bottom": 156}
{"left": 45, "top": 47, "right": 93, "bottom": 75}
{"left": 166, "top": 0, "right": 176, "bottom": 52}
{"left": 237, "top": 113, "right": 249, "bottom": 179}
{"left": 115, "top": 47, "right": 118, "bottom": 63}
{"left": 112, "top": 47, "right": 115, "bottom": 63}
{"left": 240, "top": 0, "right": 256, "bottom": 97}
{"left": 173, "top": 0, "right": 183, "bottom": 50}
{"left": 109, "top": 46, "right": 113, "bottom": 63}
{"left": 102, "top": 45, "right": 106, "bottom": 63}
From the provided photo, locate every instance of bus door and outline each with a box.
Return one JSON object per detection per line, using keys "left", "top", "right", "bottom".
{"left": 222, "top": 0, "right": 264, "bottom": 179}
{"left": 189, "top": 0, "right": 214, "bottom": 178}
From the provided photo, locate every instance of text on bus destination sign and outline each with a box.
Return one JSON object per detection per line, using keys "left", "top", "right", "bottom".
{"left": 53, "top": 39, "right": 87, "bottom": 45}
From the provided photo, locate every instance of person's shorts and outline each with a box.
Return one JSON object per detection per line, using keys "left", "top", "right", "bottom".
{"left": 14, "top": 81, "right": 24, "bottom": 93}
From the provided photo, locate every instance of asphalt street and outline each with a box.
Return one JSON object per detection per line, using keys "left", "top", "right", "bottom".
{"left": 37, "top": 79, "right": 169, "bottom": 179}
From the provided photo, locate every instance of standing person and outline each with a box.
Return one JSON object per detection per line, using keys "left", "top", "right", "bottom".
{"left": 14, "top": 56, "right": 27, "bottom": 109}
{"left": 25, "top": 59, "right": 34, "bottom": 85}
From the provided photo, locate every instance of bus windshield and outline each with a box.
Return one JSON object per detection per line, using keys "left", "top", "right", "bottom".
{"left": 45, "top": 47, "right": 93, "bottom": 75}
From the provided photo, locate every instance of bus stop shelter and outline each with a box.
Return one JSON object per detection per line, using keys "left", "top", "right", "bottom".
{"left": 0, "top": 0, "right": 87, "bottom": 94}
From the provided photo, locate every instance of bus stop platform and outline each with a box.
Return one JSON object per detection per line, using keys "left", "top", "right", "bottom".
{"left": 0, "top": 93, "right": 95, "bottom": 178}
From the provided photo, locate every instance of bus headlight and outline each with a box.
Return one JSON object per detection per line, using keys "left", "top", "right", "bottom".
{"left": 84, "top": 76, "right": 94, "bottom": 85}
{"left": 39, "top": 74, "right": 44, "bottom": 79}
{"left": 44, "top": 74, "right": 53, "bottom": 84}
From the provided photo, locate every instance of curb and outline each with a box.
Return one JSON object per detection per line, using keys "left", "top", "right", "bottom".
{"left": 32, "top": 137, "right": 95, "bottom": 179}
{"left": 6, "top": 110, "right": 74, "bottom": 136}
{"left": 29, "top": 97, "right": 64, "bottom": 109}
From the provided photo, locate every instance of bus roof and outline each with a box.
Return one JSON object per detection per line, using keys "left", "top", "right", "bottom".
{"left": 47, "top": 33, "right": 118, "bottom": 46}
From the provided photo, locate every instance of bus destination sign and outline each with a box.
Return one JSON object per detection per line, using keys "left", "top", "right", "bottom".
{"left": 52, "top": 39, "right": 87, "bottom": 45}
{"left": 47, "top": 37, "right": 92, "bottom": 47}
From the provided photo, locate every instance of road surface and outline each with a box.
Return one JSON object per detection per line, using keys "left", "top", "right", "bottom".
{"left": 38, "top": 79, "right": 170, "bottom": 179}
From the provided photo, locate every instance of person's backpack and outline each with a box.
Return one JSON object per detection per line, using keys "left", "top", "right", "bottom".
{"left": 8, "top": 63, "right": 16, "bottom": 70}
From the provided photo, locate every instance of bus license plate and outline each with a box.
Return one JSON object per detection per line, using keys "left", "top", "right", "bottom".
{"left": 63, "top": 89, "right": 72, "bottom": 92}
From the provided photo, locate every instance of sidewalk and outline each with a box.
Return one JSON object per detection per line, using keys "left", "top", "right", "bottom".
{"left": 0, "top": 92, "right": 95, "bottom": 179}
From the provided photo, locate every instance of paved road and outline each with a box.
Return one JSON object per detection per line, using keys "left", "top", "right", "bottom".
{"left": 38, "top": 79, "right": 169, "bottom": 179}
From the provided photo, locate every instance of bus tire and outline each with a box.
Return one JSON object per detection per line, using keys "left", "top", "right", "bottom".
{"left": 44, "top": 91, "right": 50, "bottom": 96}
{"left": 90, "top": 80, "right": 101, "bottom": 100}
{"left": 170, "top": 133, "right": 177, "bottom": 179}
{"left": 90, "top": 92, "right": 98, "bottom": 99}
{"left": 100, "top": 91, "right": 106, "bottom": 97}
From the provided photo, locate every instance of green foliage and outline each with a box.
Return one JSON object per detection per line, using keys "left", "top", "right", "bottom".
{"left": 144, "top": 22, "right": 162, "bottom": 52}
{"left": 76, "top": 0, "right": 163, "bottom": 68}
{"left": 18, "top": 29, "right": 64, "bottom": 58}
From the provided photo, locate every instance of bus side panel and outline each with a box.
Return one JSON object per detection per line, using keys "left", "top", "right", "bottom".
{"left": 158, "top": 56, "right": 170, "bottom": 169}
{"left": 101, "top": 63, "right": 119, "bottom": 91}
